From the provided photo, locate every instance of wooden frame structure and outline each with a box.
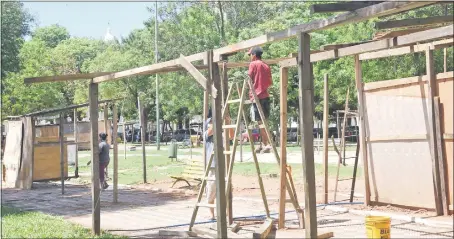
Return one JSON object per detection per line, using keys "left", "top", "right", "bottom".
{"left": 23, "top": 1, "right": 452, "bottom": 236}
{"left": 4, "top": 99, "right": 122, "bottom": 195}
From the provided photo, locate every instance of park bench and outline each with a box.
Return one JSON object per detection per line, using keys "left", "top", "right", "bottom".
{"left": 170, "top": 158, "right": 205, "bottom": 188}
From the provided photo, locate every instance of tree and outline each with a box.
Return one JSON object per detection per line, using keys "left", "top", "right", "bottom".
{"left": 32, "top": 24, "right": 70, "bottom": 48}
{"left": 1, "top": 1, "right": 34, "bottom": 77}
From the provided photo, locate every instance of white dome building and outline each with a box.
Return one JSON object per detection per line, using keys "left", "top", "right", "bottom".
{"left": 103, "top": 24, "right": 117, "bottom": 43}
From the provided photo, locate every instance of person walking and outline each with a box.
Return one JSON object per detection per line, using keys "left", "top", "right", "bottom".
{"left": 248, "top": 46, "right": 273, "bottom": 153}
{"left": 99, "top": 132, "right": 110, "bottom": 190}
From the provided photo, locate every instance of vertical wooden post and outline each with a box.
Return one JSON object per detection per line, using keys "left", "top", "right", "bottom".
{"left": 221, "top": 62, "right": 233, "bottom": 224}
{"left": 209, "top": 50, "right": 227, "bottom": 238}
{"left": 434, "top": 97, "right": 449, "bottom": 215}
{"left": 323, "top": 73, "right": 329, "bottom": 204}
{"left": 297, "top": 32, "right": 317, "bottom": 238}
{"left": 113, "top": 104, "right": 119, "bottom": 203}
{"left": 426, "top": 48, "right": 443, "bottom": 215}
{"left": 336, "top": 111, "right": 340, "bottom": 138}
{"left": 89, "top": 81, "right": 100, "bottom": 235}
{"left": 59, "top": 113, "right": 65, "bottom": 195}
{"left": 74, "top": 109, "right": 79, "bottom": 177}
{"left": 278, "top": 66, "right": 288, "bottom": 229}
{"left": 103, "top": 104, "right": 109, "bottom": 179}
{"left": 103, "top": 104, "right": 109, "bottom": 138}
{"left": 443, "top": 48, "right": 447, "bottom": 73}
{"left": 31, "top": 117, "right": 36, "bottom": 187}
{"left": 354, "top": 55, "right": 371, "bottom": 205}
{"left": 203, "top": 56, "right": 210, "bottom": 171}
{"left": 138, "top": 96, "right": 147, "bottom": 184}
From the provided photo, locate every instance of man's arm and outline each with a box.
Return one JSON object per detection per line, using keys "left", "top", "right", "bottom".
{"left": 248, "top": 64, "right": 255, "bottom": 83}
{"left": 99, "top": 143, "right": 103, "bottom": 155}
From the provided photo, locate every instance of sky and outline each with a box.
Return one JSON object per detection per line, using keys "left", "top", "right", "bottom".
{"left": 23, "top": 1, "right": 156, "bottom": 40}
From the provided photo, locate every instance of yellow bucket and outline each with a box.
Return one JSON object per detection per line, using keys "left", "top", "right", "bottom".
{"left": 365, "top": 216, "right": 391, "bottom": 238}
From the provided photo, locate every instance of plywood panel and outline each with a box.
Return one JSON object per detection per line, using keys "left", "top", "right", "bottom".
{"left": 4, "top": 121, "right": 23, "bottom": 185}
{"left": 33, "top": 144, "right": 68, "bottom": 181}
{"left": 364, "top": 88, "right": 434, "bottom": 209}
{"left": 36, "top": 125, "right": 58, "bottom": 138}
{"left": 437, "top": 77, "right": 453, "bottom": 212}
{"left": 368, "top": 141, "right": 435, "bottom": 208}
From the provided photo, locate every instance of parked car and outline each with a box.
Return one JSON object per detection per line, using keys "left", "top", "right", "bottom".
{"left": 241, "top": 129, "right": 260, "bottom": 142}
{"left": 173, "top": 129, "right": 198, "bottom": 142}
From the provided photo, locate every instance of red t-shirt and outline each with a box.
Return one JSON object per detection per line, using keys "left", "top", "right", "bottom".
{"left": 248, "top": 60, "right": 272, "bottom": 101}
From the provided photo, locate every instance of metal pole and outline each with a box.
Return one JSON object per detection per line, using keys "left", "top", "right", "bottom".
{"left": 155, "top": 0, "right": 160, "bottom": 150}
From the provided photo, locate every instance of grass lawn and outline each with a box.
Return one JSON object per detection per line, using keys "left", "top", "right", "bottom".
{"left": 73, "top": 146, "right": 360, "bottom": 185}
{"left": 1, "top": 206, "right": 124, "bottom": 238}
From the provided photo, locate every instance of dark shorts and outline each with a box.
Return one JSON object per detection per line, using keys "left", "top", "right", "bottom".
{"left": 252, "top": 97, "right": 270, "bottom": 121}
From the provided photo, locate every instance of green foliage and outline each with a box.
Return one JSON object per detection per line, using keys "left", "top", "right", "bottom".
{"left": 1, "top": 1, "right": 34, "bottom": 77}
{"left": 31, "top": 24, "right": 70, "bottom": 48}
{"left": 3, "top": 2, "right": 453, "bottom": 127}
{"left": 1, "top": 206, "right": 124, "bottom": 238}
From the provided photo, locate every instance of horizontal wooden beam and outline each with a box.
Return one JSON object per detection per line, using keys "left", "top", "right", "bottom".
{"left": 360, "top": 38, "right": 453, "bottom": 61}
{"left": 367, "top": 134, "right": 428, "bottom": 143}
{"left": 213, "top": 1, "right": 432, "bottom": 61}
{"left": 23, "top": 98, "right": 122, "bottom": 117}
{"left": 375, "top": 15, "right": 454, "bottom": 30}
{"left": 310, "top": 2, "right": 380, "bottom": 14}
{"left": 373, "top": 26, "right": 437, "bottom": 40}
{"left": 397, "top": 24, "right": 453, "bottom": 46}
{"left": 24, "top": 72, "right": 113, "bottom": 84}
{"left": 92, "top": 52, "right": 205, "bottom": 83}
{"left": 280, "top": 25, "right": 454, "bottom": 67}
{"left": 363, "top": 71, "right": 453, "bottom": 92}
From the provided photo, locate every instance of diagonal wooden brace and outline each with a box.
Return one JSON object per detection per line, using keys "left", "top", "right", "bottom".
{"left": 179, "top": 54, "right": 218, "bottom": 98}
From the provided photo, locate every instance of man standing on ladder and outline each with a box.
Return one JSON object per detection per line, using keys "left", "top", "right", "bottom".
{"left": 248, "top": 46, "right": 273, "bottom": 153}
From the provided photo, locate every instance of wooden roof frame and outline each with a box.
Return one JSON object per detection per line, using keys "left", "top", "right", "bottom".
{"left": 20, "top": 98, "right": 122, "bottom": 117}
{"left": 24, "top": 1, "right": 434, "bottom": 86}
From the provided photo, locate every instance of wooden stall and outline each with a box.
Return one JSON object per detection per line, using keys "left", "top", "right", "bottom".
{"left": 361, "top": 72, "right": 453, "bottom": 213}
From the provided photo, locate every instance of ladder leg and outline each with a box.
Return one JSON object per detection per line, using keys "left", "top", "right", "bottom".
{"left": 247, "top": 75, "right": 305, "bottom": 227}
{"left": 189, "top": 154, "right": 215, "bottom": 231}
{"left": 241, "top": 108, "right": 270, "bottom": 218}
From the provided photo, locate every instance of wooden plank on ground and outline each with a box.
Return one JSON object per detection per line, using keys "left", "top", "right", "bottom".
{"left": 318, "top": 231, "right": 334, "bottom": 239}
{"left": 310, "top": 2, "right": 380, "bottom": 13}
{"left": 252, "top": 219, "right": 274, "bottom": 239}
{"left": 426, "top": 48, "right": 443, "bottom": 216}
{"left": 158, "top": 230, "right": 197, "bottom": 237}
{"left": 375, "top": 15, "right": 454, "bottom": 30}
{"left": 89, "top": 81, "right": 101, "bottom": 235}
{"left": 297, "top": 32, "right": 318, "bottom": 238}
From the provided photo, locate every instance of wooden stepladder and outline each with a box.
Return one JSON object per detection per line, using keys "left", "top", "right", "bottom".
{"left": 189, "top": 75, "right": 305, "bottom": 232}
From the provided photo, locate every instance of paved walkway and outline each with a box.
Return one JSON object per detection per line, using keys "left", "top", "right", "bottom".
{"left": 2, "top": 183, "right": 452, "bottom": 238}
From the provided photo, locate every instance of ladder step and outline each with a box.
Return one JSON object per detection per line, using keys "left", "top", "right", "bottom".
{"left": 337, "top": 178, "right": 354, "bottom": 181}
{"left": 222, "top": 125, "right": 236, "bottom": 129}
{"left": 197, "top": 203, "right": 216, "bottom": 208}
{"left": 227, "top": 99, "right": 241, "bottom": 104}
{"left": 247, "top": 124, "right": 265, "bottom": 130}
